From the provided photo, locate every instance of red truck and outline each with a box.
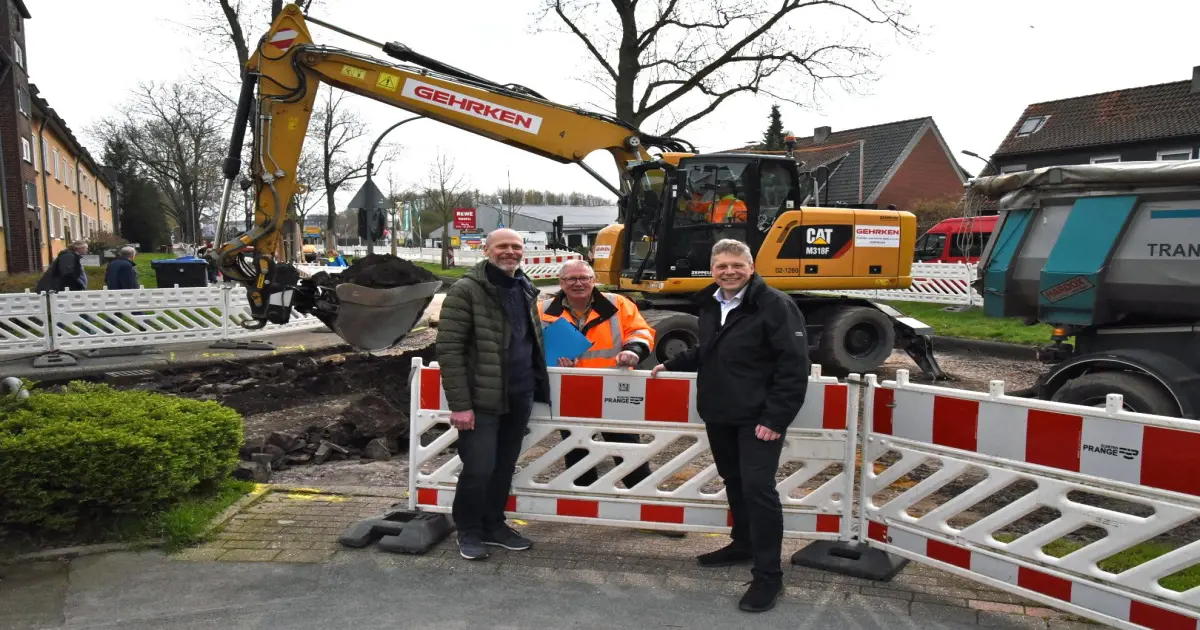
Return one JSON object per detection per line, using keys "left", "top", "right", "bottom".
{"left": 913, "top": 215, "right": 997, "bottom": 264}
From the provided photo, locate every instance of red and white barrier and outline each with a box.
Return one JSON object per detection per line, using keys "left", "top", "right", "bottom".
{"left": 408, "top": 359, "right": 858, "bottom": 539}
{"left": 859, "top": 370, "right": 1200, "bottom": 629}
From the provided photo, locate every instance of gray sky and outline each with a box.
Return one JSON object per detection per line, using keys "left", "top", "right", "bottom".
{"left": 25, "top": 0, "right": 1200, "bottom": 207}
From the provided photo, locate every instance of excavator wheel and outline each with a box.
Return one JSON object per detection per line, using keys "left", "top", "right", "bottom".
{"left": 811, "top": 305, "right": 895, "bottom": 375}
{"left": 640, "top": 310, "right": 700, "bottom": 368}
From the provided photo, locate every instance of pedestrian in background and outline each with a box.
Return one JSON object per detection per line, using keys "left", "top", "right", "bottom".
{"left": 327, "top": 250, "right": 348, "bottom": 267}
{"left": 104, "top": 246, "right": 139, "bottom": 290}
{"left": 652, "top": 238, "right": 809, "bottom": 613}
{"left": 436, "top": 228, "right": 548, "bottom": 561}
{"left": 36, "top": 241, "right": 88, "bottom": 293}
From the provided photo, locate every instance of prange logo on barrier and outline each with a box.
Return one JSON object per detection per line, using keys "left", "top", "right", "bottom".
{"left": 1082, "top": 443, "right": 1140, "bottom": 460}
{"left": 605, "top": 382, "right": 644, "bottom": 405}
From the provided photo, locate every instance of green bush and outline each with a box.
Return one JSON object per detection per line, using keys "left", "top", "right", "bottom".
{"left": 0, "top": 383, "right": 242, "bottom": 532}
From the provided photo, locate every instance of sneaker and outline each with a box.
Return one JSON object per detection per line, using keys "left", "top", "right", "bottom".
{"left": 483, "top": 525, "right": 533, "bottom": 551}
{"left": 738, "top": 577, "right": 782, "bottom": 613}
{"left": 696, "top": 543, "right": 753, "bottom": 567}
{"left": 458, "top": 533, "right": 489, "bottom": 560}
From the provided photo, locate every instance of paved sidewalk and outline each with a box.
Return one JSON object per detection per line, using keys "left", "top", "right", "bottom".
{"left": 165, "top": 487, "right": 1094, "bottom": 629}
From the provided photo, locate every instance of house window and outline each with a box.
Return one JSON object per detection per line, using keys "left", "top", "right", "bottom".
{"left": 1016, "top": 116, "right": 1049, "bottom": 136}
{"left": 1091, "top": 155, "right": 1120, "bottom": 164}
{"left": 47, "top": 204, "right": 55, "bottom": 238}
{"left": 999, "top": 164, "right": 1027, "bottom": 174}
{"left": 20, "top": 138, "right": 31, "bottom": 163}
{"left": 17, "top": 87, "right": 29, "bottom": 117}
{"left": 1157, "top": 148, "right": 1193, "bottom": 161}
{"left": 41, "top": 136, "right": 49, "bottom": 168}
{"left": 53, "top": 149, "right": 60, "bottom": 180}
{"left": 12, "top": 41, "right": 22, "bottom": 68}
{"left": 25, "top": 181, "right": 37, "bottom": 208}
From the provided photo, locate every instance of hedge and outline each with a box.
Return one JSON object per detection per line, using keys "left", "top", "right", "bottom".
{"left": 0, "top": 383, "right": 243, "bottom": 531}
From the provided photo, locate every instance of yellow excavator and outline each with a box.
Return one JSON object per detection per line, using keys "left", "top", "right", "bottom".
{"left": 211, "top": 3, "right": 942, "bottom": 377}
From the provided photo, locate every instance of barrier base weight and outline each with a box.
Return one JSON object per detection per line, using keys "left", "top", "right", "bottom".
{"left": 791, "top": 541, "right": 908, "bottom": 582}
{"left": 32, "top": 351, "right": 77, "bottom": 368}
{"left": 82, "top": 346, "right": 156, "bottom": 358}
{"left": 338, "top": 506, "right": 450, "bottom": 554}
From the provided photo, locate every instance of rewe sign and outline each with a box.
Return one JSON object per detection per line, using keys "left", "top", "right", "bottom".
{"left": 453, "top": 208, "right": 476, "bottom": 231}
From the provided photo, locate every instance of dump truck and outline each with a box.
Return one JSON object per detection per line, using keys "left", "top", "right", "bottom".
{"left": 969, "top": 162, "right": 1200, "bottom": 418}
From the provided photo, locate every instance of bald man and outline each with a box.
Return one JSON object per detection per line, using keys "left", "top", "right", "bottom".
{"left": 436, "top": 228, "right": 549, "bottom": 561}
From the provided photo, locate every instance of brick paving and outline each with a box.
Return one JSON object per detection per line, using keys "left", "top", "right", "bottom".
{"left": 174, "top": 487, "right": 1098, "bottom": 629}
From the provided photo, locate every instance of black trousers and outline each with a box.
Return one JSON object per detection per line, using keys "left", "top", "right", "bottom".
{"left": 452, "top": 392, "right": 534, "bottom": 536}
{"left": 560, "top": 429, "right": 653, "bottom": 488}
{"left": 706, "top": 423, "right": 785, "bottom": 580}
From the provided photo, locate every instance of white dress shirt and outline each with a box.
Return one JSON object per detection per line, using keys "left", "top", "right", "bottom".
{"left": 714, "top": 285, "right": 748, "bottom": 326}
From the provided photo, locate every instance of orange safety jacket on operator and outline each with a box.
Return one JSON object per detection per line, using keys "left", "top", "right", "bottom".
{"left": 538, "top": 289, "right": 656, "bottom": 368}
{"left": 711, "top": 195, "right": 747, "bottom": 223}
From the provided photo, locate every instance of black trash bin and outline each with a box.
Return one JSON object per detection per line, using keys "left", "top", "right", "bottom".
{"left": 151, "top": 256, "right": 210, "bottom": 288}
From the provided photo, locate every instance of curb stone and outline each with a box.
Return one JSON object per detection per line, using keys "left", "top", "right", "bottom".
{"left": 931, "top": 335, "right": 1039, "bottom": 361}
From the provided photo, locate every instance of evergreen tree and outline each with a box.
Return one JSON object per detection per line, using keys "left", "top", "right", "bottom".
{"left": 762, "top": 105, "right": 786, "bottom": 150}
{"left": 102, "top": 138, "right": 170, "bottom": 251}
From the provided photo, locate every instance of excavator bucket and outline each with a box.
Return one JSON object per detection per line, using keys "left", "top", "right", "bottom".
{"left": 329, "top": 281, "right": 442, "bottom": 352}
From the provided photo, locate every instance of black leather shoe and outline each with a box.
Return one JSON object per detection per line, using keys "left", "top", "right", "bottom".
{"left": 738, "top": 577, "right": 782, "bottom": 612}
{"left": 696, "top": 543, "right": 753, "bottom": 567}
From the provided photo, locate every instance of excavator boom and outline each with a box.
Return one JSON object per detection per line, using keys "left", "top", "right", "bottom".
{"left": 212, "top": 4, "right": 665, "bottom": 348}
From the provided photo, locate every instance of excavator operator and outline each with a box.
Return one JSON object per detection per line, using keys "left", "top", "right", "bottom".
{"left": 710, "top": 181, "right": 748, "bottom": 224}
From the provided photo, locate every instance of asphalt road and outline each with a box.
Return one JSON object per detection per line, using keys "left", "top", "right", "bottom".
{"left": 3, "top": 552, "right": 988, "bottom": 630}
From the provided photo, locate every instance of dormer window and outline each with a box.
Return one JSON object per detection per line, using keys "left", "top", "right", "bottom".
{"left": 1016, "top": 116, "right": 1049, "bottom": 136}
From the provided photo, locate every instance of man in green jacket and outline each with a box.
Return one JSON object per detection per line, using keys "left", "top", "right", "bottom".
{"left": 435, "top": 228, "right": 548, "bottom": 561}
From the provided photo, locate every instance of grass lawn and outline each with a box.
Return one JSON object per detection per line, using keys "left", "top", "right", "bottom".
{"left": 993, "top": 533, "right": 1198, "bottom": 592}
{"left": 884, "top": 301, "right": 1053, "bottom": 346}
{"left": 0, "top": 478, "right": 257, "bottom": 559}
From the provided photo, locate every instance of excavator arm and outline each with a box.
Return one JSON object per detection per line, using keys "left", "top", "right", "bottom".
{"left": 212, "top": 4, "right": 680, "bottom": 349}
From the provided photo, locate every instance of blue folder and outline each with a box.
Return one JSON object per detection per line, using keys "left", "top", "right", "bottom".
{"left": 543, "top": 318, "right": 595, "bottom": 365}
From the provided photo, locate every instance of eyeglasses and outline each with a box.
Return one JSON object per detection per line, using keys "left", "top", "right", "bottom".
{"left": 561, "top": 276, "right": 594, "bottom": 284}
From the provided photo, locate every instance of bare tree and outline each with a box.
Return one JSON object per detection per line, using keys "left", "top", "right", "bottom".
{"left": 93, "top": 82, "right": 228, "bottom": 244}
{"left": 537, "top": 0, "right": 913, "bottom": 136}
{"left": 422, "top": 153, "right": 472, "bottom": 269}
{"left": 314, "top": 91, "right": 371, "bottom": 249}
{"left": 497, "top": 169, "right": 525, "bottom": 228}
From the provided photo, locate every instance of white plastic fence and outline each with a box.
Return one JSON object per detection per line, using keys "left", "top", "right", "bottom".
{"left": 0, "top": 284, "right": 328, "bottom": 357}
{"left": 406, "top": 360, "right": 1200, "bottom": 628}
{"left": 410, "top": 360, "right": 858, "bottom": 539}
{"left": 823, "top": 263, "right": 982, "bottom": 306}
{"left": 860, "top": 370, "right": 1200, "bottom": 629}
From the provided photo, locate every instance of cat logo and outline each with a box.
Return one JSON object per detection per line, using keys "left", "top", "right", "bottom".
{"left": 807, "top": 228, "right": 832, "bottom": 246}
{"left": 806, "top": 227, "right": 833, "bottom": 256}
{"left": 618, "top": 383, "right": 630, "bottom": 392}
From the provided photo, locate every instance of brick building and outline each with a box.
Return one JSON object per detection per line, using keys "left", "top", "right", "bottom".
{"left": 0, "top": 0, "right": 33, "bottom": 274}
{"left": 30, "top": 85, "right": 115, "bottom": 264}
{"left": 730, "top": 117, "right": 969, "bottom": 211}
{"left": 0, "top": 0, "right": 114, "bottom": 275}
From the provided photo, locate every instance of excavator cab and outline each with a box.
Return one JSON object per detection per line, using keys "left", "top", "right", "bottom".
{"left": 623, "top": 154, "right": 800, "bottom": 283}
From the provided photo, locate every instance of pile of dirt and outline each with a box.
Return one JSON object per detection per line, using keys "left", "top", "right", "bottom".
{"left": 309, "top": 254, "right": 438, "bottom": 289}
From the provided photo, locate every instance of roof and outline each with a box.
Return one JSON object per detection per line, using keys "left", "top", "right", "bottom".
{"left": 13, "top": 0, "right": 30, "bottom": 19}
{"left": 723, "top": 117, "right": 963, "bottom": 204}
{"left": 428, "top": 203, "right": 618, "bottom": 238}
{"left": 992, "top": 79, "right": 1200, "bottom": 157}
{"left": 29, "top": 84, "right": 114, "bottom": 189}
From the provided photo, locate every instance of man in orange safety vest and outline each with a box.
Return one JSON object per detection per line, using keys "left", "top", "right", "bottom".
{"left": 538, "top": 261, "right": 659, "bottom": 485}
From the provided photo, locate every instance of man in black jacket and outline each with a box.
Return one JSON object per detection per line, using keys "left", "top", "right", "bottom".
{"left": 104, "top": 246, "right": 139, "bottom": 290}
{"left": 35, "top": 241, "right": 88, "bottom": 293}
{"left": 652, "top": 238, "right": 809, "bottom": 613}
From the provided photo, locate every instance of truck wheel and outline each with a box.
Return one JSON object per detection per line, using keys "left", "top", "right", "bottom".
{"left": 813, "top": 306, "right": 896, "bottom": 375}
{"left": 641, "top": 311, "right": 700, "bottom": 368}
{"left": 1051, "top": 371, "right": 1179, "bottom": 417}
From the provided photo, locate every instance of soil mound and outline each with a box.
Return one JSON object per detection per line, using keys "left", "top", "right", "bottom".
{"left": 310, "top": 254, "right": 437, "bottom": 289}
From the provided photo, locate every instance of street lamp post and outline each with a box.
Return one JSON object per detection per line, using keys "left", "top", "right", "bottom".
{"left": 363, "top": 115, "right": 424, "bottom": 255}
{"left": 961, "top": 150, "right": 1001, "bottom": 177}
